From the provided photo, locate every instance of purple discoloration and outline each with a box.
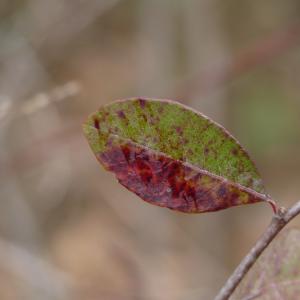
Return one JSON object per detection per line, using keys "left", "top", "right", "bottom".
{"left": 217, "top": 184, "right": 227, "bottom": 198}
{"left": 97, "top": 139, "right": 264, "bottom": 213}
{"left": 117, "top": 110, "right": 126, "bottom": 119}
{"left": 138, "top": 98, "right": 146, "bottom": 109}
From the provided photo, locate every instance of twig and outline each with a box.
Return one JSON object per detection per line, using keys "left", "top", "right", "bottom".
{"left": 214, "top": 200, "right": 300, "bottom": 300}
{"left": 0, "top": 81, "right": 80, "bottom": 123}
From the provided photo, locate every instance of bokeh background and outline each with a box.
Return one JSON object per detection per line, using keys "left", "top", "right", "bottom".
{"left": 1, "top": 1, "right": 300, "bottom": 299}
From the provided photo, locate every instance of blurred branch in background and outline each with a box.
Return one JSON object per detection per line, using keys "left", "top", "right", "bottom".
{"left": 21, "top": 81, "right": 80, "bottom": 115}
{"left": 182, "top": 0, "right": 230, "bottom": 122}
{"left": 0, "top": 0, "right": 122, "bottom": 100}
{"left": 0, "top": 97, "right": 12, "bottom": 121}
{"left": 0, "top": 81, "right": 80, "bottom": 122}
{"left": 14, "top": 0, "right": 123, "bottom": 58}
{"left": 0, "top": 238, "right": 70, "bottom": 300}
{"left": 0, "top": 80, "right": 80, "bottom": 299}
{"left": 137, "top": 0, "right": 176, "bottom": 96}
{"left": 178, "top": 21, "right": 300, "bottom": 101}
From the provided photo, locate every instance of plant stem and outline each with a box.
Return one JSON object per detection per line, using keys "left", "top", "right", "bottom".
{"left": 214, "top": 200, "right": 300, "bottom": 300}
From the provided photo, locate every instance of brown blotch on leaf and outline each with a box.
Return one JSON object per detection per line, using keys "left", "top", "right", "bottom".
{"left": 141, "top": 114, "right": 147, "bottom": 122}
{"left": 93, "top": 118, "right": 100, "bottom": 130}
{"left": 232, "top": 148, "right": 239, "bottom": 156}
{"left": 187, "top": 149, "right": 194, "bottom": 155}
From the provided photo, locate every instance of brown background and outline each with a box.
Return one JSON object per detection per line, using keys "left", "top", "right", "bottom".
{"left": 0, "top": 1, "right": 300, "bottom": 299}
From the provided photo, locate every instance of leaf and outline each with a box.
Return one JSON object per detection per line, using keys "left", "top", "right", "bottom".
{"left": 232, "top": 228, "right": 300, "bottom": 300}
{"left": 83, "top": 98, "right": 269, "bottom": 213}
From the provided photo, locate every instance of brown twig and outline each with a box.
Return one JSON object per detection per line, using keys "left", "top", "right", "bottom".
{"left": 214, "top": 200, "right": 300, "bottom": 300}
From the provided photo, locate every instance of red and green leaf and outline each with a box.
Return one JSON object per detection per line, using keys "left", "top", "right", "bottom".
{"left": 83, "top": 98, "right": 272, "bottom": 213}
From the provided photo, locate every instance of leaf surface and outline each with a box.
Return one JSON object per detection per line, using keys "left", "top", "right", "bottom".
{"left": 232, "top": 228, "right": 300, "bottom": 300}
{"left": 83, "top": 98, "right": 269, "bottom": 213}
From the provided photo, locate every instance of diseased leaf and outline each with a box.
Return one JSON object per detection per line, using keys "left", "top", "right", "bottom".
{"left": 83, "top": 98, "right": 269, "bottom": 213}
{"left": 232, "top": 228, "right": 300, "bottom": 300}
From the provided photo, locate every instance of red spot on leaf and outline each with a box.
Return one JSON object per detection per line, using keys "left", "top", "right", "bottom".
{"left": 94, "top": 118, "right": 100, "bottom": 130}
{"left": 175, "top": 127, "right": 183, "bottom": 134}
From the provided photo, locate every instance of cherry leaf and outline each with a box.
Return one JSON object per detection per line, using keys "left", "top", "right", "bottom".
{"left": 83, "top": 98, "right": 270, "bottom": 213}
{"left": 232, "top": 228, "right": 300, "bottom": 300}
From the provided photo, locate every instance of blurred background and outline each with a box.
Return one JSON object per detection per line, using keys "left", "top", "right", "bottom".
{"left": 0, "top": 1, "right": 300, "bottom": 299}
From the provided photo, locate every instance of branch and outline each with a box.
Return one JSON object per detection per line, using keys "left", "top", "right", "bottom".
{"left": 214, "top": 200, "right": 300, "bottom": 300}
